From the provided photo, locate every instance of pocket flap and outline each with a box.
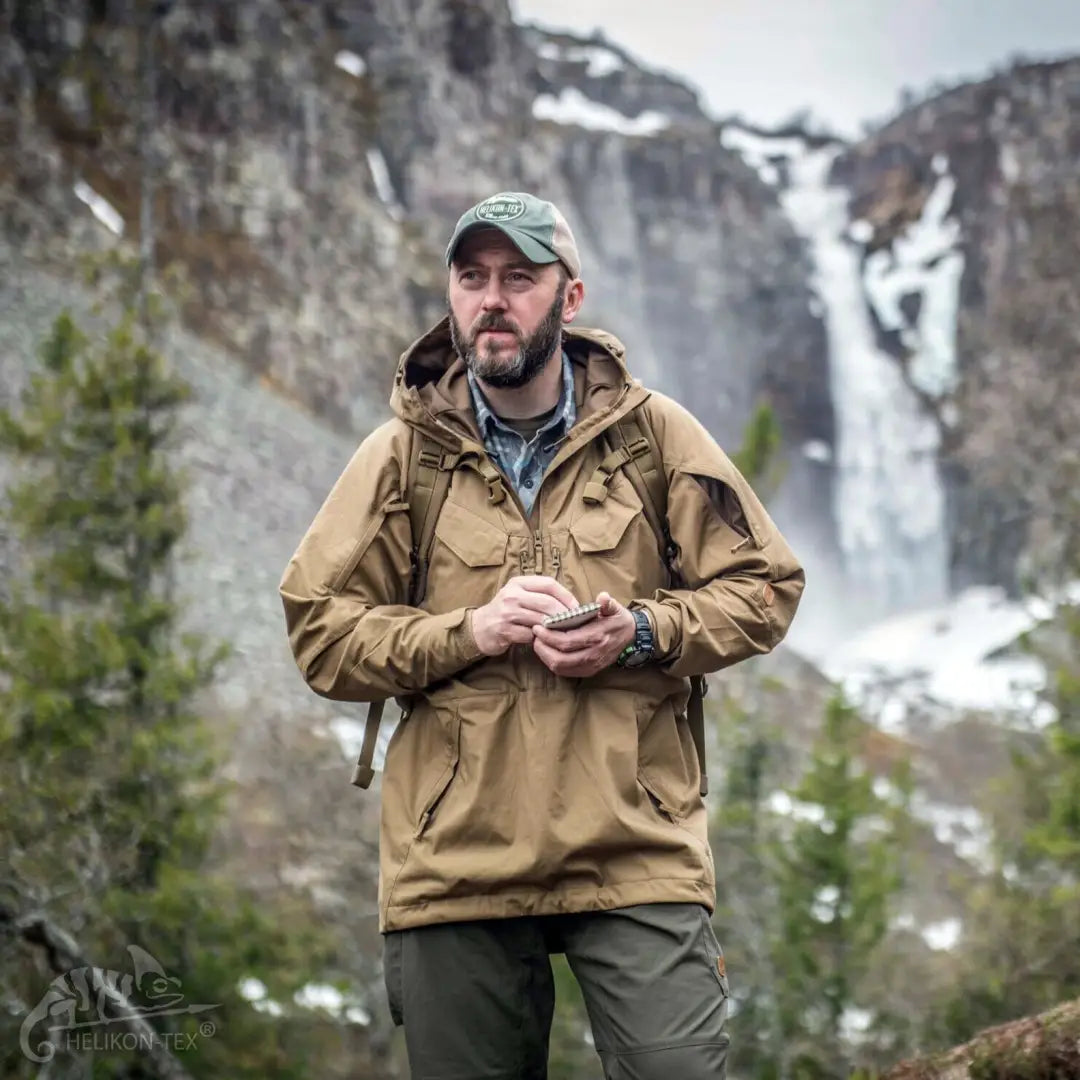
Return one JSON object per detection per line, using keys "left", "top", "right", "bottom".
{"left": 434, "top": 500, "right": 508, "bottom": 567}
{"left": 569, "top": 497, "right": 639, "bottom": 554}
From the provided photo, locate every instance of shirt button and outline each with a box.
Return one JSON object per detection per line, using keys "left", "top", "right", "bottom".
{"left": 523, "top": 477, "right": 535, "bottom": 489}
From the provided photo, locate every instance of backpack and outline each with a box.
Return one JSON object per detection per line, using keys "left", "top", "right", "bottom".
{"left": 348, "top": 405, "right": 710, "bottom": 797}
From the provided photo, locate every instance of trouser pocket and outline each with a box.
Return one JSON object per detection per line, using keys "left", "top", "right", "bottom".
{"left": 697, "top": 904, "right": 731, "bottom": 998}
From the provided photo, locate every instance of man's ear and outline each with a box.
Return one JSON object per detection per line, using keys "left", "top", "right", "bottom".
{"left": 562, "top": 278, "right": 585, "bottom": 324}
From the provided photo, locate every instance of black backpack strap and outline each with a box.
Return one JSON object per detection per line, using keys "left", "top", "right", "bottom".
{"left": 350, "top": 429, "right": 460, "bottom": 790}
{"left": 610, "top": 407, "right": 710, "bottom": 798}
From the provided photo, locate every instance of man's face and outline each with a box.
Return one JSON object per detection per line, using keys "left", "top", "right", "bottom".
{"left": 447, "top": 230, "right": 569, "bottom": 389}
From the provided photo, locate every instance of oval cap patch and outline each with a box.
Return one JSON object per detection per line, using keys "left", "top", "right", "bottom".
{"left": 475, "top": 194, "right": 526, "bottom": 222}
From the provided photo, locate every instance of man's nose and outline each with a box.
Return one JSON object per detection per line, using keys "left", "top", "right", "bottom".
{"left": 479, "top": 277, "right": 508, "bottom": 311}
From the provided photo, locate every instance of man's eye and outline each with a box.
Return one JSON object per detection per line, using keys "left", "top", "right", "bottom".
{"left": 507, "top": 272, "right": 532, "bottom": 284}
{"left": 460, "top": 270, "right": 481, "bottom": 283}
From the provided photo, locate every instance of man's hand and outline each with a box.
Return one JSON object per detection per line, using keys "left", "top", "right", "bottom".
{"left": 470, "top": 576, "right": 580, "bottom": 657}
{"left": 531, "top": 592, "right": 636, "bottom": 678}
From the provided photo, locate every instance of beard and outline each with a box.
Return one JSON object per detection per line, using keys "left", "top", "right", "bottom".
{"left": 449, "top": 290, "right": 565, "bottom": 389}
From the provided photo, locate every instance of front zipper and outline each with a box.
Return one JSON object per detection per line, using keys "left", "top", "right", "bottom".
{"left": 551, "top": 544, "right": 561, "bottom": 579}
{"left": 533, "top": 529, "right": 544, "bottom": 575}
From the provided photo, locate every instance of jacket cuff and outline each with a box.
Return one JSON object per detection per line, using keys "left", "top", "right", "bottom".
{"left": 446, "top": 606, "right": 486, "bottom": 667}
{"left": 630, "top": 599, "right": 682, "bottom": 662}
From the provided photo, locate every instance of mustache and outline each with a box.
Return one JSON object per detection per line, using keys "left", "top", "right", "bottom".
{"left": 471, "top": 314, "right": 522, "bottom": 338}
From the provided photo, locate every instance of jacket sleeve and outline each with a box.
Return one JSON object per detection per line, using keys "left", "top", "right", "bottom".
{"left": 630, "top": 395, "right": 805, "bottom": 678}
{"left": 278, "top": 421, "right": 486, "bottom": 702}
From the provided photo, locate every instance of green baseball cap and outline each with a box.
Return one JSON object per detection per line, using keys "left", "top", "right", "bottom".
{"left": 445, "top": 191, "right": 581, "bottom": 279}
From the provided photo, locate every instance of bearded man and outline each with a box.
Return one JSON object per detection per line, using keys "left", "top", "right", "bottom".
{"left": 280, "top": 191, "right": 805, "bottom": 1079}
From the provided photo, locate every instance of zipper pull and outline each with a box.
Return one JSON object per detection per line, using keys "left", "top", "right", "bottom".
{"left": 519, "top": 547, "right": 530, "bottom": 575}
{"left": 533, "top": 529, "right": 544, "bottom": 574}
{"left": 551, "top": 545, "right": 561, "bottom": 578}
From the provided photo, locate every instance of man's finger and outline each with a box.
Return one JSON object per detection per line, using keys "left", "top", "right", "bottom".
{"left": 533, "top": 630, "right": 601, "bottom": 662}
{"left": 532, "top": 637, "right": 597, "bottom": 671}
{"left": 533, "top": 624, "right": 597, "bottom": 651}
{"left": 596, "top": 591, "right": 621, "bottom": 616}
{"left": 515, "top": 576, "right": 579, "bottom": 610}
{"left": 514, "top": 594, "right": 574, "bottom": 620}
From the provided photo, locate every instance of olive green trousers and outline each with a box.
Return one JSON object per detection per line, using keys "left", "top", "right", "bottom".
{"left": 383, "top": 902, "right": 730, "bottom": 1079}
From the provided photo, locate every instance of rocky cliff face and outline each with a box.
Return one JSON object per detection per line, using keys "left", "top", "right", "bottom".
{"left": 1, "top": 0, "right": 836, "bottom": 569}
{"left": 2, "top": 1, "right": 1077, "bottom": 653}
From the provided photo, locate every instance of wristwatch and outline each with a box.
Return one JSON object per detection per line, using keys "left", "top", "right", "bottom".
{"left": 616, "top": 609, "right": 655, "bottom": 668}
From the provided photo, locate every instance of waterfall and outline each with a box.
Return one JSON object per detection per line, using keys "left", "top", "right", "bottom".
{"left": 779, "top": 146, "right": 950, "bottom": 618}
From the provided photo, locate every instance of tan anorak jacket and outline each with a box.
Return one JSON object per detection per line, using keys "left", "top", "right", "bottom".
{"left": 279, "top": 320, "right": 804, "bottom": 932}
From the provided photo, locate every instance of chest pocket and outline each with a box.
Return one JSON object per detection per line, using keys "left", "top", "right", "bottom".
{"left": 566, "top": 481, "right": 667, "bottom": 602}
{"left": 568, "top": 497, "right": 638, "bottom": 555}
{"left": 428, "top": 499, "right": 510, "bottom": 612}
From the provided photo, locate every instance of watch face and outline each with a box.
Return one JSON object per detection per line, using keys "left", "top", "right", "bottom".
{"left": 621, "top": 648, "right": 651, "bottom": 668}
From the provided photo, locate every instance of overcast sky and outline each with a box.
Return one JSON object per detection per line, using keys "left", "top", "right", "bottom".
{"left": 511, "top": 0, "right": 1080, "bottom": 136}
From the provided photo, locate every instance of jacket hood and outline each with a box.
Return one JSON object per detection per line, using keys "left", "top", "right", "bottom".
{"left": 388, "top": 316, "right": 649, "bottom": 450}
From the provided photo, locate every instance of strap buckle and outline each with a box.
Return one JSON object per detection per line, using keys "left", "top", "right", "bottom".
{"left": 476, "top": 461, "right": 506, "bottom": 505}
{"left": 583, "top": 445, "right": 634, "bottom": 504}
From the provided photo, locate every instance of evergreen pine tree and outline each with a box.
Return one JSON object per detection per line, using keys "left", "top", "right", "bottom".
{"left": 935, "top": 592, "right": 1080, "bottom": 1044}
{"left": 771, "top": 692, "right": 910, "bottom": 1079}
{"left": 710, "top": 400, "right": 793, "bottom": 1078}
{"left": 0, "top": 273, "right": 332, "bottom": 1079}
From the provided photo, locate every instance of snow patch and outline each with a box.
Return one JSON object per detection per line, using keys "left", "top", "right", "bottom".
{"left": 365, "top": 147, "right": 404, "bottom": 222}
{"left": 921, "top": 917, "right": 963, "bottom": 951}
{"left": 239, "top": 976, "right": 284, "bottom": 1017}
{"left": 719, "top": 126, "right": 806, "bottom": 186}
{"left": 73, "top": 180, "right": 124, "bottom": 236}
{"left": 848, "top": 219, "right": 874, "bottom": 244}
{"left": 802, "top": 439, "right": 832, "bottom": 464}
{"left": 840, "top": 1006, "right": 874, "bottom": 1043}
{"left": 536, "top": 40, "right": 624, "bottom": 77}
{"left": 533, "top": 88, "right": 668, "bottom": 135}
{"left": 999, "top": 144, "right": 1021, "bottom": 184}
{"left": 294, "top": 983, "right": 372, "bottom": 1026}
{"left": 334, "top": 50, "right": 366, "bottom": 78}
{"left": 825, "top": 585, "right": 1046, "bottom": 717}
{"left": 295, "top": 983, "right": 344, "bottom": 1011}
{"left": 767, "top": 790, "right": 828, "bottom": 825}
{"left": 911, "top": 793, "right": 992, "bottom": 869}
{"left": 812, "top": 884, "right": 841, "bottom": 922}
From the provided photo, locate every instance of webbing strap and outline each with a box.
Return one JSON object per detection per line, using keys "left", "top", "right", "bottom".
{"left": 350, "top": 699, "right": 383, "bottom": 789}
{"left": 687, "top": 677, "right": 708, "bottom": 796}
{"left": 351, "top": 431, "right": 458, "bottom": 791}
{"left": 471, "top": 459, "right": 507, "bottom": 505}
{"left": 582, "top": 440, "right": 649, "bottom": 504}
{"left": 410, "top": 438, "right": 458, "bottom": 605}
{"left": 613, "top": 410, "right": 708, "bottom": 798}
{"left": 615, "top": 413, "right": 674, "bottom": 565}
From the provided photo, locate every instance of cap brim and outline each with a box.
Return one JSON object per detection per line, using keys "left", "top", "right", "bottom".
{"left": 446, "top": 222, "right": 560, "bottom": 269}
